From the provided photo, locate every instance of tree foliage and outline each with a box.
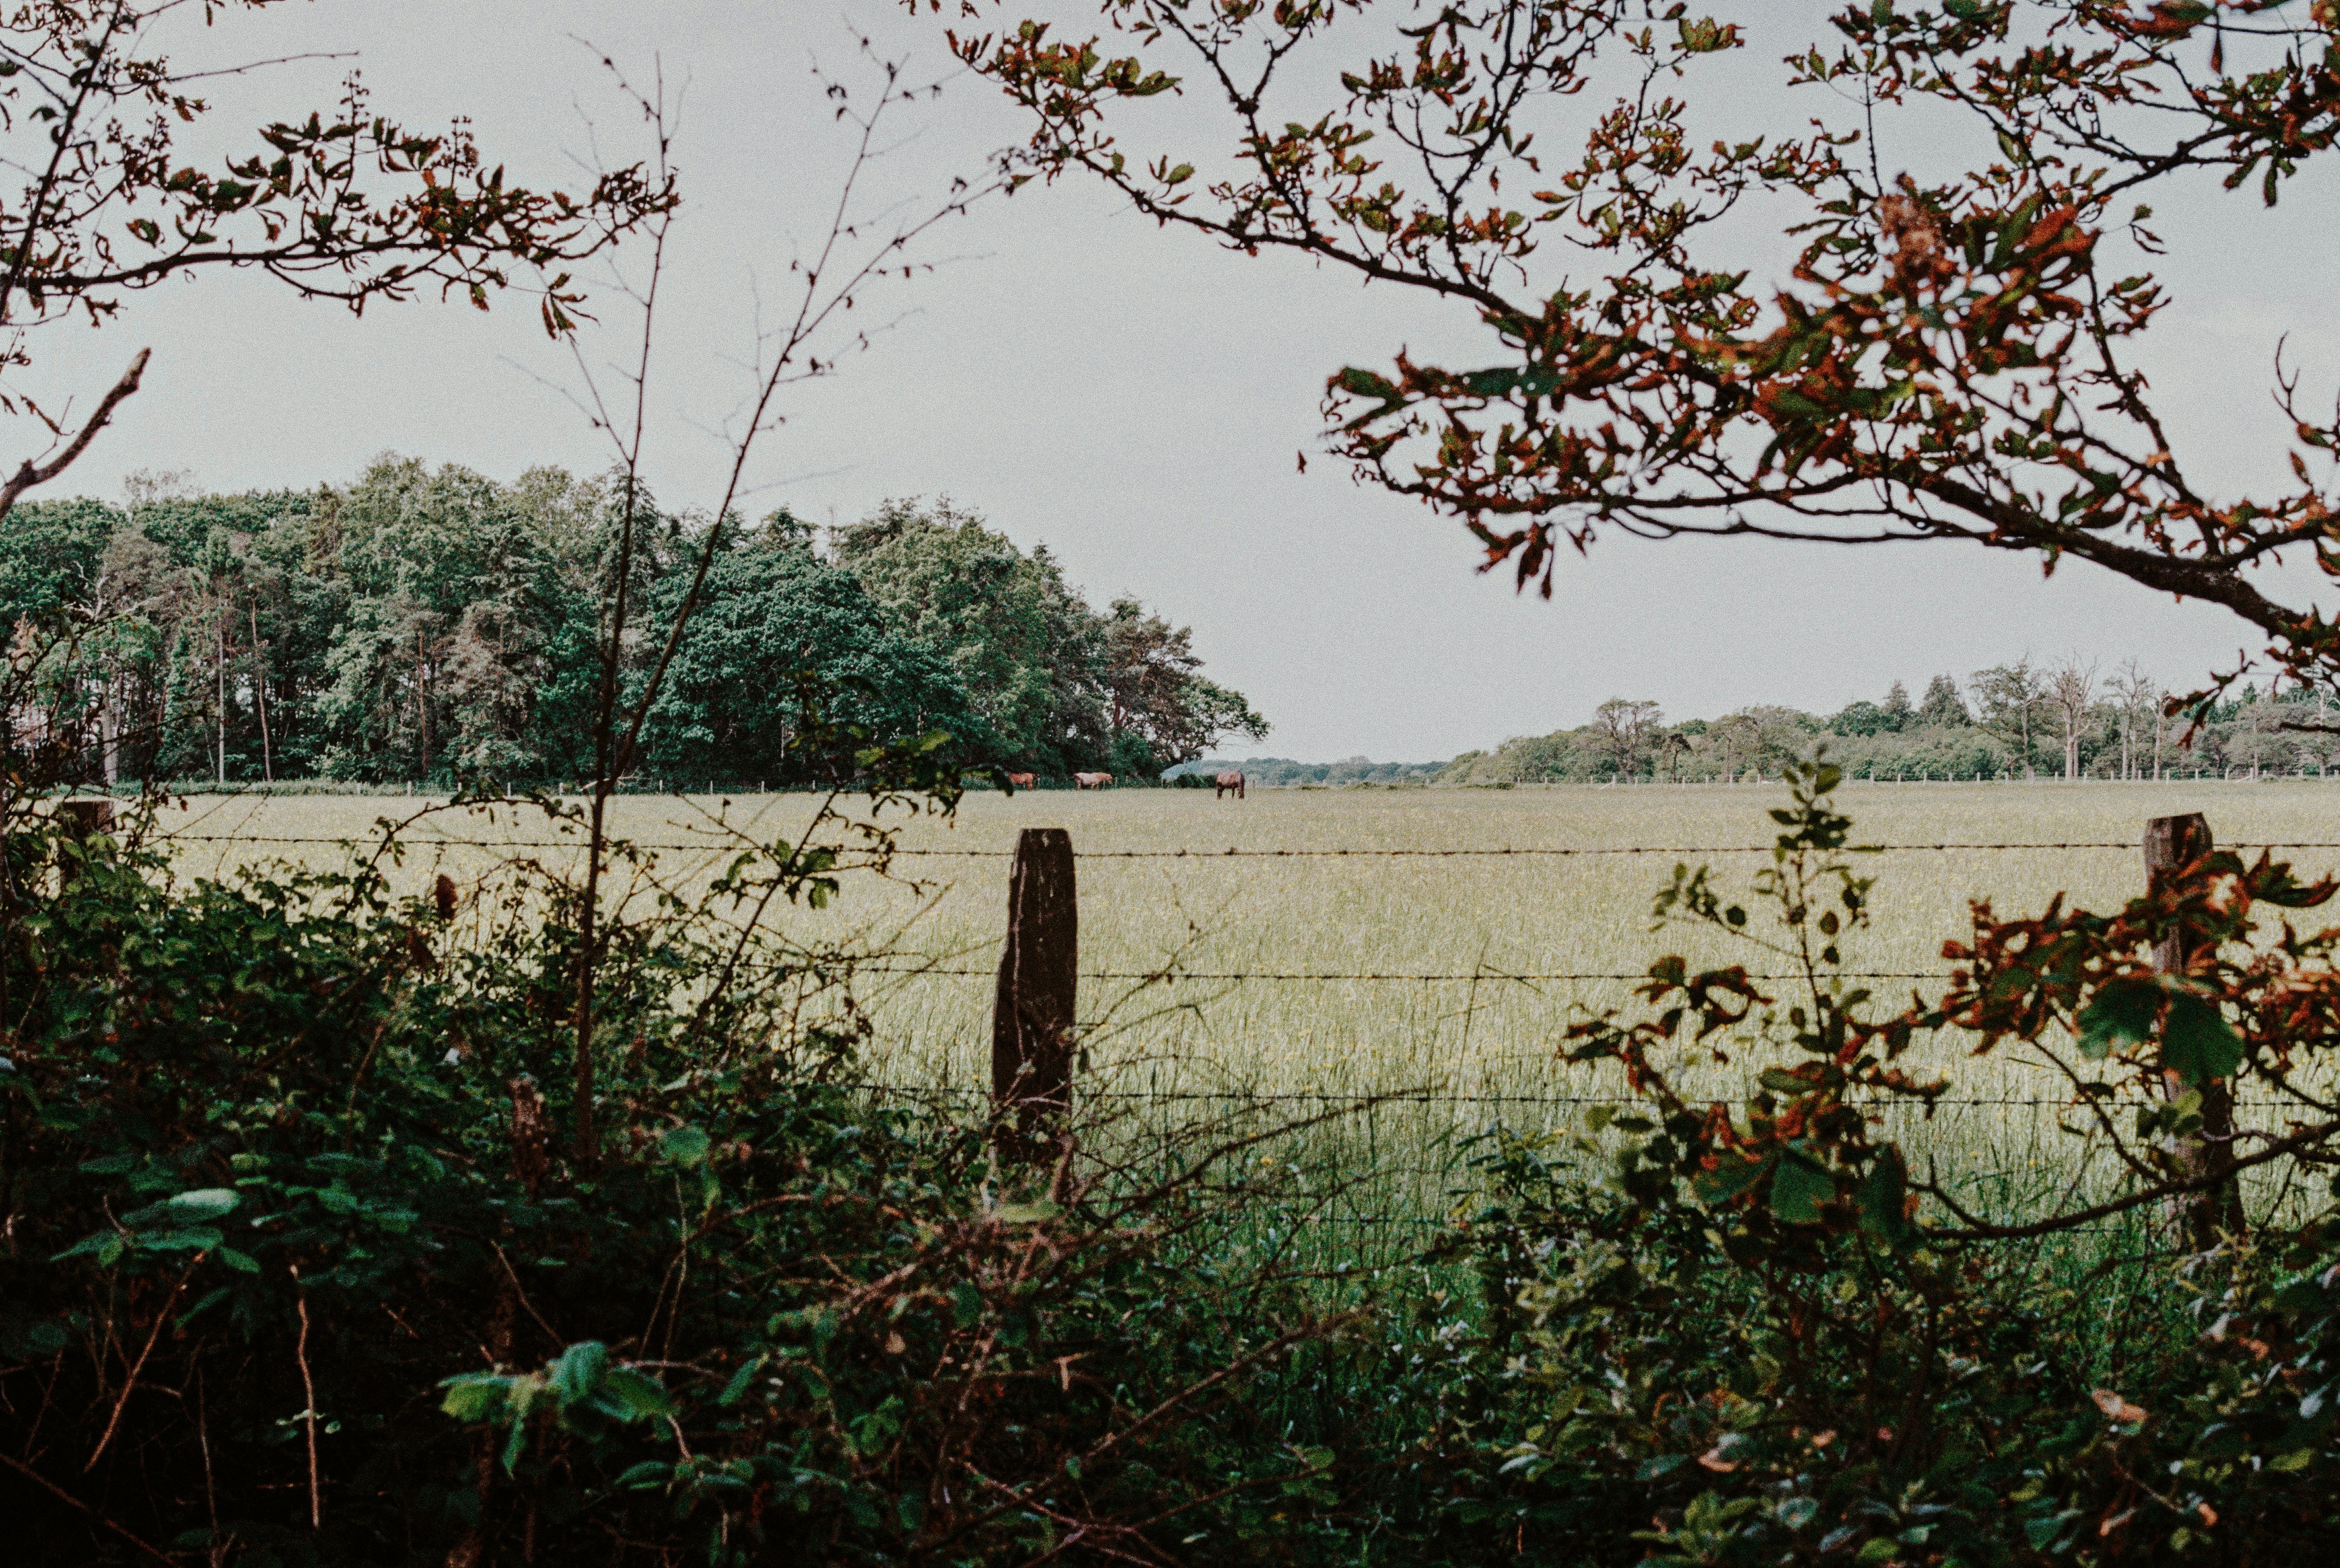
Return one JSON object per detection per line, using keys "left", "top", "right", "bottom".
{"left": 3, "top": 472, "right": 1265, "bottom": 788}
{"left": 0, "top": 2, "right": 673, "bottom": 517}
{"left": 953, "top": 0, "right": 2340, "bottom": 725}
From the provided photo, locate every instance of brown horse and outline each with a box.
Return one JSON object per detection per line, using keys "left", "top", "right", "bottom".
{"left": 1214, "top": 769, "right": 1245, "bottom": 800}
{"left": 1004, "top": 771, "right": 1037, "bottom": 790}
{"left": 1072, "top": 772, "right": 1113, "bottom": 790}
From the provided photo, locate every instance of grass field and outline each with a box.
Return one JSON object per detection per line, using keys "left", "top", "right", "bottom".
{"left": 152, "top": 778, "right": 2340, "bottom": 1229}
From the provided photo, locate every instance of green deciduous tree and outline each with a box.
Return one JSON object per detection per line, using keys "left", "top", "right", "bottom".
{"left": 1972, "top": 655, "right": 2049, "bottom": 776}
{"left": 838, "top": 498, "right": 1267, "bottom": 777}
{"left": 641, "top": 518, "right": 987, "bottom": 786}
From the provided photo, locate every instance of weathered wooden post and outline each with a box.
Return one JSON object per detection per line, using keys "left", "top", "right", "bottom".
{"left": 992, "top": 827, "right": 1077, "bottom": 1159}
{"left": 57, "top": 798, "right": 115, "bottom": 839}
{"left": 2145, "top": 812, "right": 2244, "bottom": 1248}
{"left": 43, "top": 798, "right": 115, "bottom": 895}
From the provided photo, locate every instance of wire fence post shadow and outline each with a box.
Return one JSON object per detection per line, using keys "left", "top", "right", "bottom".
{"left": 2145, "top": 811, "right": 2243, "bottom": 1248}
{"left": 993, "top": 826, "right": 1077, "bottom": 1162}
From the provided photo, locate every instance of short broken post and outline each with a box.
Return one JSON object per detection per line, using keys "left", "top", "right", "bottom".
{"left": 992, "top": 827, "right": 1077, "bottom": 1162}
{"left": 2144, "top": 812, "right": 2243, "bottom": 1249}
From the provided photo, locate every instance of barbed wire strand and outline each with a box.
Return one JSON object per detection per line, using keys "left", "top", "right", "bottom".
{"left": 147, "top": 833, "right": 2340, "bottom": 857}
{"left": 851, "top": 1083, "right": 2316, "bottom": 1112}
{"left": 845, "top": 965, "right": 1955, "bottom": 982}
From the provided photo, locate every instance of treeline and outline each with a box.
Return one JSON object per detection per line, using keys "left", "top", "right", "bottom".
{"left": 1165, "top": 754, "right": 1446, "bottom": 787}
{"left": 1, "top": 466, "right": 1267, "bottom": 789}
{"left": 1439, "top": 658, "right": 2336, "bottom": 785}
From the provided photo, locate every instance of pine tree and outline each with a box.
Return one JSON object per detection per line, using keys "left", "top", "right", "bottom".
{"left": 1881, "top": 680, "right": 1913, "bottom": 731}
{"left": 1917, "top": 675, "right": 1968, "bottom": 728}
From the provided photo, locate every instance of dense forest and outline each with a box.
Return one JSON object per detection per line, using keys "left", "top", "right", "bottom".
{"left": 1, "top": 465, "right": 1268, "bottom": 789}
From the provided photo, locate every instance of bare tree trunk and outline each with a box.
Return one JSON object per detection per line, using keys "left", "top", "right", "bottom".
{"left": 99, "top": 673, "right": 119, "bottom": 787}
{"left": 250, "top": 603, "right": 273, "bottom": 784}
{"left": 215, "top": 616, "right": 227, "bottom": 786}
{"left": 416, "top": 625, "right": 432, "bottom": 781}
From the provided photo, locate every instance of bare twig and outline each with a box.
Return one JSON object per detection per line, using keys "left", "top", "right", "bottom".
{"left": 83, "top": 1248, "right": 200, "bottom": 1471}
{"left": 292, "top": 1265, "right": 322, "bottom": 1528}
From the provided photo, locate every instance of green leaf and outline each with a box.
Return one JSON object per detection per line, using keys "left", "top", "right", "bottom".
{"left": 994, "top": 1201, "right": 1060, "bottom": 1224}
{"left": 599, "top": 1367, "right": 674, "bottom": 1421}
{"left": 1857, "top": 1149, "right": 1914, "bottom": 1247}
{"left": 122, "top": 1188, "right": 240, "bottom": 1229}
{"left": 1770, "top": 1153, "right": 1837, "bottom": 1225}
{"left": 952, "top": 1280, "right": 984, "bottom": 1329}
{"left": 718, "top": 1355, "right": 768, "bottom": 1407}
{"left": 2163, "top": 993, "right": 2243, "bottom": 1085}
{"left": 1693, "top": 1152, "right": 1773, "bottom": 1207}
{"left": 2077, "top": 978, "right": 2159, "bottom": 1060}
{"left": 548, "top": 1341, "right": 609, "bottom": 1408}
{"left": 52, "top": 1231, "right": 127, "bottom": 1265}
{"left": 439, "top": 1374, "right": 512, "bottom": 1422}
{"left": 659, "top": 1126, "right": 711, "bottom": 1168}
{"left": 139, "top": 1227, "right": 222, "bottom": 1253}
{"left": 1334, "top": 367, "right": 1401, "bottom": 402}
{"left": 615, "top": 1460, "right": 671, "bottom": 1490}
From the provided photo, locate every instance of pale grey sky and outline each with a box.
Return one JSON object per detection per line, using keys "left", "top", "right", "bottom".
{"left": 33, "top": 2, "right": 2338, "bottom": 759}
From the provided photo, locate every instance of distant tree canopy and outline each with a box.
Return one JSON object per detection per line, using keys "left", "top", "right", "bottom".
{"left": 1432, "top": 666, "right": 2330, "bottom": 786}
{"left": 3, "top": 469, "right": 1265, "bottom": 788}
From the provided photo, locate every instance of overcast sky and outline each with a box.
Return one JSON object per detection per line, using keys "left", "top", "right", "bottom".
{"left": 33, "top": 2, "right": 2339, "bottom": 760}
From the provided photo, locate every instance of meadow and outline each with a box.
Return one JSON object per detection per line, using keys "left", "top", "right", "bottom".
{"left": 150, "top": 777, "right": 2340, "bottom": 1234}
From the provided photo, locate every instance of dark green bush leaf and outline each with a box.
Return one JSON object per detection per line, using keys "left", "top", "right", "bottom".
{"left": 1770, "top": 1153, "right": 1836, "bottom": 1225}
{"left": 2163, "top": 993, "right": 2243, "bottom": 1085}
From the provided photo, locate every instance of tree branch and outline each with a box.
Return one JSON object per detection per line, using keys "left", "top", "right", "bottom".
{"left": 0, "top": 346, "right": 148, "bottom": 523}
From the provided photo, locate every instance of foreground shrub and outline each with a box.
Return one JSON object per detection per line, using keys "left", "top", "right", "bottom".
{"left": 0, "top": 815, "right": 1364, "bottom": 1565}
{"left": 1422, "top": 757, "right": 2340, "bottom": 1563}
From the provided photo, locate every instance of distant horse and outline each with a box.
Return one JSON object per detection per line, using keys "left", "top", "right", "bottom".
{"left": 1005, "top": 771, "right": 1037, "bottom": 790}
{"left": 1072, "top": 772, "right": 1113, "bottom": 790}
{"left": 1214, "top": 769, "right": 1245, "bottom": 800}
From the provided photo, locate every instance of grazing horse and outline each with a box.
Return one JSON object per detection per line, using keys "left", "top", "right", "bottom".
{"left": 1214, "top": 769, "right": 1245, "bottom": 800}
{"left": 1004, "top": 771, "right": 1037, "bottom": 790}
{"left": 1072, "top": 771, "right": 1113, "bottom": 790}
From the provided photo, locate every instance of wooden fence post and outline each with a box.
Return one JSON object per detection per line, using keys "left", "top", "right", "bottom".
{"left": 57, "top": 799, "right": 115, "bottom": 839}
{"left": 992, "top": 827, "right": 1077, "bottom": 1159}
{"left": 2144, "top": 812, "right": 2244, "bottom": 1248}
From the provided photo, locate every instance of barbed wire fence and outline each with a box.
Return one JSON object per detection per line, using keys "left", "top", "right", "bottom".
{"left": 117, "top": 806, "right": 2340, "bottom": 1236}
